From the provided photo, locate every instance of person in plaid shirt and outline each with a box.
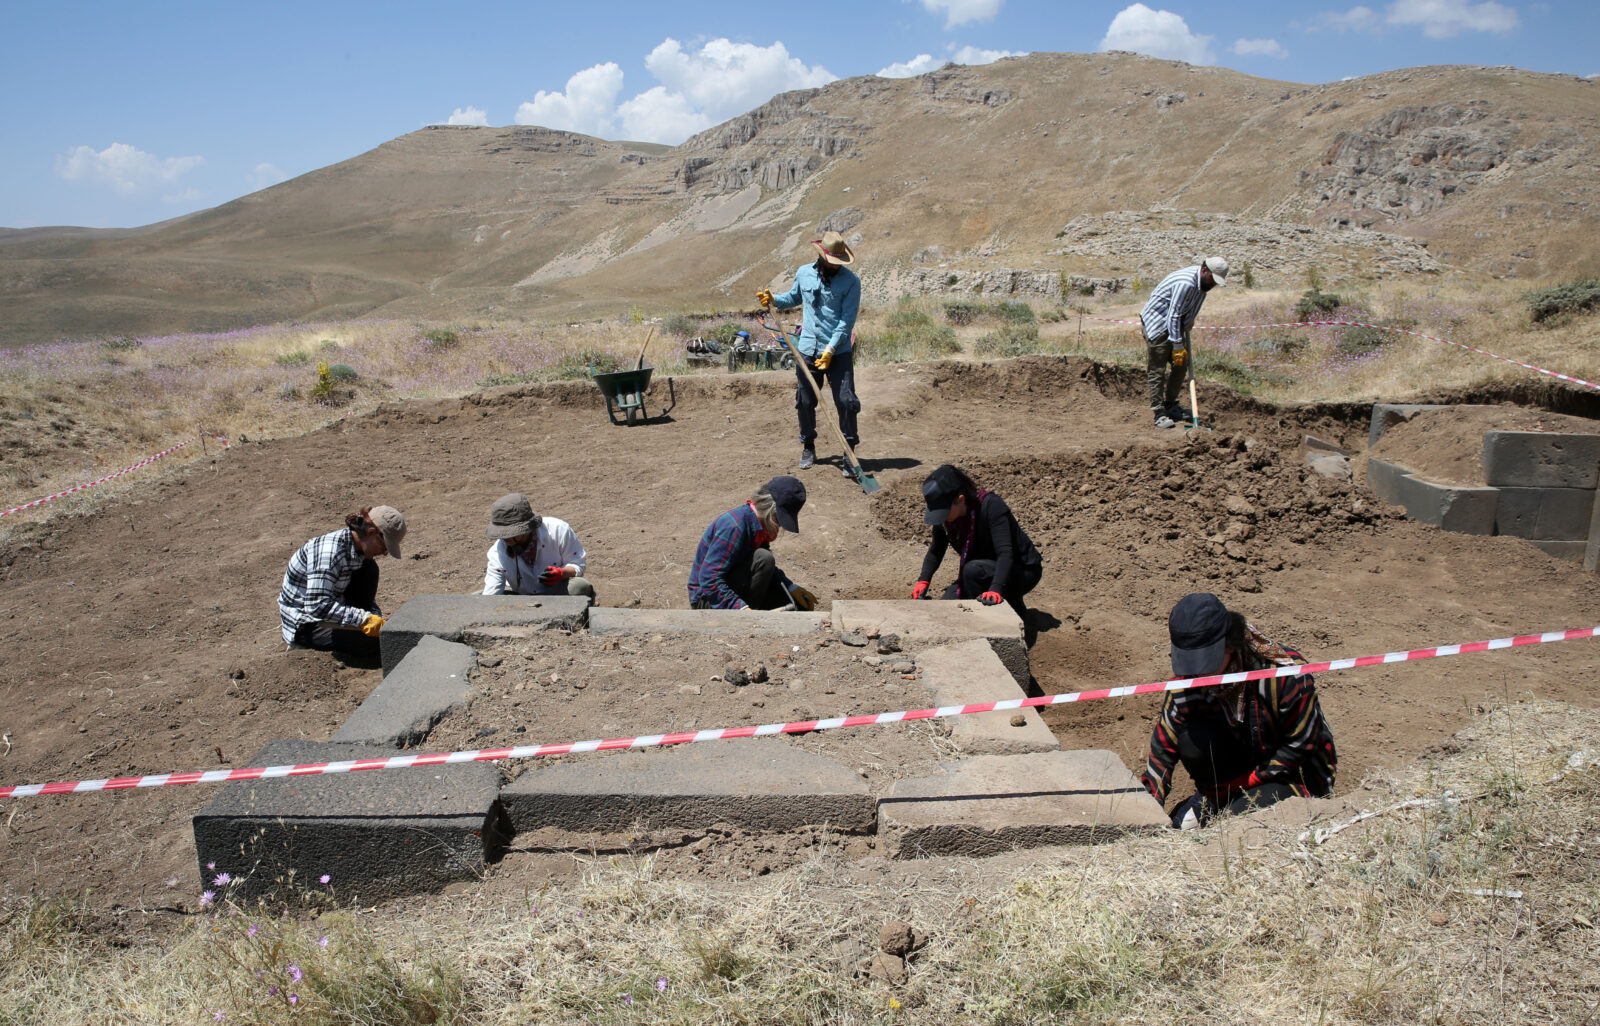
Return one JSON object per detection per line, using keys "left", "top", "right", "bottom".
{"left": 279, "top": 505, "right": 407, "bottom": 657}
{"left": 688, "top": 477, "right": 808, "bottom": 610}
{"left": 1142, "top": 593, "right": 1337, "bottom": 829}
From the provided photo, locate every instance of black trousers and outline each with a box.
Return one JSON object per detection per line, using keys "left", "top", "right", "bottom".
{"left": 939, "top": 558, "right": 1042, "bottom": 620}
{"left": 794, "top": 349, "right": 860, "bottom": 449}
{"left": 291, "top": 558, "right": 380, "bottom": 657}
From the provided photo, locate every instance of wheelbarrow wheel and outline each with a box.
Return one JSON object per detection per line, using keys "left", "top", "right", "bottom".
{"left": 626, "top": 405, "right": 642, "bottom": 426}
{"left": 779, "top": 353, "right": 796, "bottom": 370}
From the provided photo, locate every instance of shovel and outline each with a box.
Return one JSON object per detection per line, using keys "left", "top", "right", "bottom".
{"left": 1183, "top": 355, "right": 1209, "bottom": 433}
{"left": 760, "top": 315, "right": 881, "bottom": 495}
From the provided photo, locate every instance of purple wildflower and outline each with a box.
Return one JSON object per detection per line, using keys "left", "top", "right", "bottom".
{"left": 213, "top": 1012, "right": 227, "bottom": 1022}
{"left": 657, "top": 978, "right": 668, "bottom": 993}
{"left": 289, "top": 964, "right": 303, "bottom": 983}
{"left": 268, "top": 986, "right": 279, "bottom": 997}
{"left": 199, "top": 890, "right": 215, "bottom": 908}
{"left": 318, "top": 936, "right": 328, "bottom": 948}
{"left": 319, "top": 874, "right": 330, "bottom": 884}
{"left": 247, "top": 924, "right": 258, "bottom": 938}
{"left": 214, "top": 872, "right": 231, "bottom": 886}
{"left": 621, "top": 995, "right": 633, "bottom": 1006}
{"left": 288, "top": 994, "right": 299, "bottom": 1006}
{"left": 207, "top": 861, "right": 216, "bottom": 871}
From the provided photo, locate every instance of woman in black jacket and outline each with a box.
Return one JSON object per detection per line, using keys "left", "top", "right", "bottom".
{"left": 912, "top": 464, "right": 1042, "bottom": 624}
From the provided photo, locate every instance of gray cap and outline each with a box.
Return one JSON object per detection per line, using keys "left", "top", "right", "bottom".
{"left": 369, "top": 505, "right": 406, "bottom": 559}
{"left": 485, "top": 493, "right": 540, "bottom": 539}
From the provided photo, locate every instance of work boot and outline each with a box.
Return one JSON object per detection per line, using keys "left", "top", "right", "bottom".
{"left": 1154, "top": 413, "right": 1177, "bottom": 429}
{"left": 799, "top": 447, "right": 816, "bottom": 469}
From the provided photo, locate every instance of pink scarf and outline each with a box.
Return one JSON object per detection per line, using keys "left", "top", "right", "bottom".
{"left": 945, "top": 489, "right": 989, "bottom": 598}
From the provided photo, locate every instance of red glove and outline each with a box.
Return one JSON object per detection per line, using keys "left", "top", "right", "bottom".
{"left": 1243, "top": 770, "right": 1264, "bottom": 790}
{"left": 911, "top": 580, "right": 930, "bottom": 600}
{"left": 978, "top": 591, "right": 1003, "bottom": 606}
{"left": 540, "top": 564, "right": 572, "bottom": 587}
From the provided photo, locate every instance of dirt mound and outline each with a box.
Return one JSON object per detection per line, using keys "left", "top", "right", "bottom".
{"left": 1364, "top": 404, "right": 1600, "bottom": 485}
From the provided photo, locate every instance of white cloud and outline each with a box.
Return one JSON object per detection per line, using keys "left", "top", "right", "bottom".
{"left": 1231, "top": 37, "right": 1289, "bottom": 58}
{"left": 918, "top": 0, "right": 1004, "bottom": 29}
{"left": 950, "top": 45, "right": 1024, "bottom": 64}
{"left": 1387, "top": 0, "right": 1519, "bottom": 37}
{"left": 445, "top": 106, "right": 489, "bottom": 126}
{"left": 515, "top": 62, "right": 624, "bottom": 137}
{"left": 618, "top": 87, "right": 712, "bottom": 143}
{"left": 247, "top": 163, "right": 287, "bottom": 190}
{"left": 1319, "top": 0, "right": 1519, "bottom": 37}
{"left": 878, "top": 54, "right": 944, "bottom": 78}
{"left": 162, "top": 187, "right": 206, "bottom": 206}
{"left": 643, "top": 38, "right": 835, "bottom": 126}
{"left": 1099, "top": 4, "right": 1217, "bottom": 65}
{"left": 55, "top": 142, "right": 204, "bottom": 196}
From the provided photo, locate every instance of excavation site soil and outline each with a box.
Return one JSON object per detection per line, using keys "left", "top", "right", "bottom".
{"left": 3, "top": 356, "right": 1599, "bottom": 906}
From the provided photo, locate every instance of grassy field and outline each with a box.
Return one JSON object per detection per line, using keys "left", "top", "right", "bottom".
{"left": 2, "top": 701, "right": 1595, "bottom": 1024}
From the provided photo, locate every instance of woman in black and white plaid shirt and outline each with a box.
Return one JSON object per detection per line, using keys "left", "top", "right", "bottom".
{"left": 278, "top": 505, "right": 406, "bottom": 657}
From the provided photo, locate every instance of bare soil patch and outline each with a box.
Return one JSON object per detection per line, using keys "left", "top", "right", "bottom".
{"left": 2, "top": 356, "right": 1598, "bottom": 908}
{"left": 1363, "top": 403, "right": 1600, "bottom": 485}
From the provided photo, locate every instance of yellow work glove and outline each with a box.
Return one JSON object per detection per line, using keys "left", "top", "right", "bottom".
{"left": 756, "top": 289, "right": 773, "bottom": 309}
{"left": 814, "top": 346, "right": 835, "bottom": 370}
{"left": 360, "top": 614, "right": 385, "bottom": 638}
{"left": 1171, "top": 346, "right": 1188, "bottom": 369}
{"left": 788, "top": 586, "right": 818, "bottom": 611}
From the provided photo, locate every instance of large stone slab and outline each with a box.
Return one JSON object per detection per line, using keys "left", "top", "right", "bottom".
{"left": 1532, "top": 540, "right": 1589, "bottom": 563}
{"left": 1483, "top": 431, "right": 1600, "bottom": 489}
{"left": 333, "top": 635, "right": 475, "bottom": 747}
{"left": 588, "top": 607, "right": 827, "bottom": 636}
{"left": 1494, "top": 487, "right": 1597, "bottom": 541}
{"left": 1369, "top": 463, "right": 1499, "bottom": 535}
{"left": 919, "top": 639, "right": 1057, "bottom": 756}
{"left": 380, "top": 594, "right": 590, "bottom": 674}
{"left": 1364, "top": 457, "right": 1414, "bottom": 507}
{"left": 500, "top": 741, "right": 875, "bottom": 835}
{"left": 832, "top": 599, "right": 1029, "bottom": 690}
{"left": 192, "top": 739, "right": 504, "bottom": 902}
{"left": 878, "top": 750, "right": 1168, "bottom": 858}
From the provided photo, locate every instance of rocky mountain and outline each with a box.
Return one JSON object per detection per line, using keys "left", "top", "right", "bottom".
{"left": 2, "top": 53, "right": 1596, "bottom": 345}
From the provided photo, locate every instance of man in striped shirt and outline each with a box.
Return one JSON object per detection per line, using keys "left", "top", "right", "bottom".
{"left": 1140, "top": 257, "right": 1228, "bottom": 428}
{"left": 1141, "top": 593, "right": 1337, "bottom": 829}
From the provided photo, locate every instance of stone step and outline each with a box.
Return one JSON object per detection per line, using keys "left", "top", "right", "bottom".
{"left": 588, "top": 607, "right": 827, "bottom": 636}
{"left": 1364, "top": 458, "right": 1498, "bottom": 535}
{"left": 918, "top": 639, "right": 1057, "bottom": 756}
{"left": 380, "top": 594, "right": 590, "bottom": 674}
{"left": 333, "top": 635, "right": 475, "bottom": 748}
{"left": 500, "top": 740, "right": 875, "bottom": 836}
{"left": 878, "top": 750, "right": 1168, "bottom": 858}
{"left": 1483, "top": 430, "right": 1600, "bottom": 489}
{"left": 192, "top": 739, "right": 504, "bottom": 902}
{"left": 832, "top": 599, "right": 1028, "bottom": 690}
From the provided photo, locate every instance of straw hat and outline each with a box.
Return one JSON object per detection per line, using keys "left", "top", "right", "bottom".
{"left": 813, "top": 230, "right": 855, "bottom": 266}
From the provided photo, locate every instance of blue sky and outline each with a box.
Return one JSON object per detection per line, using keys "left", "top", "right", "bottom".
{"left": 2, "top": 0, "right": 1593, "bottom": 229}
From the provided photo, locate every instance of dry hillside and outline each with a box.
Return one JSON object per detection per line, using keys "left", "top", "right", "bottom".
{"left": 2, "top": 52, "right": 1598, "bottom": 345}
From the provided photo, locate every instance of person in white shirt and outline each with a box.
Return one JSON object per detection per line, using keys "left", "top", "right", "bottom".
{"left": 481, "top": 493, "right": 595, "bottom": 601}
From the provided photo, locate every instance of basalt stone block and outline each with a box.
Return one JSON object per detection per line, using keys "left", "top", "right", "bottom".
{"left": 832, "top": 599, "right": 1029, "bottom": 691}
{"left": 1494, "top": 487, "right": 1597, "bottom": 541}
{"left": 1483, "top": 431, "right": 1600, "bottom": 489}
{"left": 918, "top": 640, "right": 1057, "bottom": 756}
{"left": 1587, "top": 490, "right": 1600, "bottom": 571}
{"left": 333, "top": 635, "right": 474, "bottom": 748}
{"left": 380, "top": 594, "right": 590, "bottom": 674}
{"left": 879, "top": 750, "right": 1168, "bottom": 858}
{"left": 1532, "top": 540, "right": 1589, "bottom": 563}
{"left": 500, "top": 741, "right": 875, "bottom": 835}
{"left": 1364, "top": 457, "right": 1414, "bottom": 507}
{"left": 192, "top": 739, "right": 504, "bottom": 902}
{"left": 1394, "top": 473, "right": 1499, "bottom": 535}
{"left": 588, "top": 607, "right": 827, "bottom": 636}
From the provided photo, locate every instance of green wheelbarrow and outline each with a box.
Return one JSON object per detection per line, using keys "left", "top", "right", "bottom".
{"left": 590, "top": 362, "right": 676, "bottom": 426}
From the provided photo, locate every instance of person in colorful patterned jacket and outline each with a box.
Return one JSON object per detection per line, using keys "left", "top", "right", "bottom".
{"left": 688, "top": 476, "right": 812, "bottom": 611}
{"left": 1141, "top": 593, "right": 1337, "bottom": 828}
{"left": 279, "top": 505, "right": 407, "bottom": 657}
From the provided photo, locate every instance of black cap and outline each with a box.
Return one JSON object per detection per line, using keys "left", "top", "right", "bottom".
{"left": 922, "top": 464, "right": 964, "bottom": 525}
{"left": 766, "top": 475, "right": 806, "bottom": 534}
{"left": 1168, "top": 593, "right": 1230, "bottom": 676}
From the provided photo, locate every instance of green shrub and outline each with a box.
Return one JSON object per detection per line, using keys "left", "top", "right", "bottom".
{"left": 862, "top": 323, "right": 961, "bottom": 364}
{"left": 1523, "top": 278, "right": 1600, "bottom": 324}
{"left": 1337, "top": 324, "right": 1395, "bottom": 355}
{"left": 480, "top": 371, "right": 540, "bottom": 388}
{"left": 423, "top": 328, "right": 459, "bottom": 350}
{"left": 320, "top": 339, "right": 341, "bottom": 352}
{"left": 1241, "top": 261, "right": 1255, "bottom": 289}
{"left": 945, "top": 273, "right": 959, "bottom": 286}
{"left": 1196, "top": 352, "right": 1265, "bottom": 392}
{"left": 944, "top": 301, "right": 983, "bottom": 326}
{"left": 973, "top": 324, "right": 1043, "bottom": 358}
{"left": 1243, "top": 329, "right": 1307, "bottom": 356}
{"left": 887, "top": 299, "right": 933, "bottom": 330}
{"left": 709, "top": 321, "right": 743, "bottom": 345}
{"left": 327, "top": 363, "right": 359, "bottom": 381}
{"left": 995, "top": 300, "right": 1036, "bottom": 325}
{"left": 555, "top": 348, "right": 621, "bottom": 379}
{"left": 274, "top": 350, "right": 311, "bottom": 366}
{"left": 102, "top": 336, "right": 141, "bottom": 351}
{"left": 277, "top": 383, "right": 301, "bottom": 400}
{"left": 663, "top": 313, "right": 698, "bottom": 337}
{"left": 1294, "top": 288, "right": 1343, "bottom": 320}
{"left": 1041, "top": 309, "right": 1064, "bottom": 323}
{"left": 310, "top": 361, "right": 339, "bottom": 402}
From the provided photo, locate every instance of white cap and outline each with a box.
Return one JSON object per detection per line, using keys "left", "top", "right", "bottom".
{"left": 1202, "top": 257, "right": 1229, "bottom": 285}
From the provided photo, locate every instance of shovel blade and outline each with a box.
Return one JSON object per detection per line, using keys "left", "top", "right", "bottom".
{"left": 852, "top": 466, "right": 882, "bottom": 494}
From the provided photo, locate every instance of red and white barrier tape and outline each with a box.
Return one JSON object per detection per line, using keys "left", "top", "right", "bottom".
{"left": 1086, "top": 316, "right": 1600, "bottom": 392}
{"left": 4, "top": 624, "right": 1596, "bottom": 800}
{"left": 0, "top": 432, "right": 230, "bottom": 519}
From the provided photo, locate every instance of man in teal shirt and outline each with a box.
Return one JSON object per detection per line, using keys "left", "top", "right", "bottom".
{"left": 759, "top": 231, "right": 861, "bottom": 473}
